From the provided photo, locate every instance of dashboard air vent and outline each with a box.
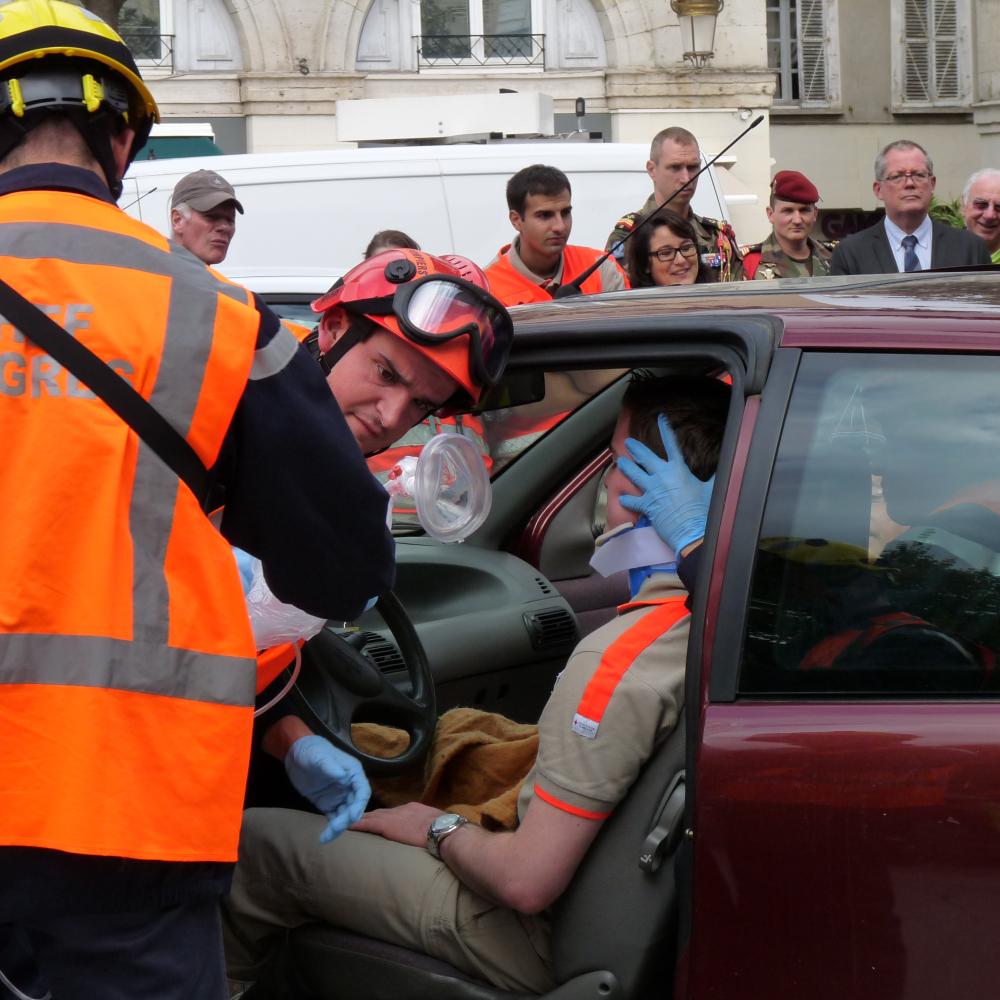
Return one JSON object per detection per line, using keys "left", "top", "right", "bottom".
{"left": 359, "top": 632, "right": 405, "bottom": 672}
{"left": 534, "top": 575, "right": 554, "bottom": 596}
{"left": 523, "top": 607, "right": 577, "bottom": 651}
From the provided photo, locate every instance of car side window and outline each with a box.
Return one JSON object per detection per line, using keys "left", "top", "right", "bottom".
{"left": 741, "top": 353, "right": 1000, "bottom": 696}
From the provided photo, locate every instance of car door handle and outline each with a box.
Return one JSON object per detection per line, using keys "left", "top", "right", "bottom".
{"left": 639, "top": 770, "right": 686, "bottom": 874}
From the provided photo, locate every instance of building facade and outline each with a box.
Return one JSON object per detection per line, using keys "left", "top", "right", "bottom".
{"left": 129, "top": 0, "right": 997, "bottom": 244}
{"left": 767, "top": 0, "right": 998, "bottom": 238}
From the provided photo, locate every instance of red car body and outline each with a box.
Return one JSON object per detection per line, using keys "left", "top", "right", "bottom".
{"left": 517, "top": 272, "right": 1000, "bottom": 999}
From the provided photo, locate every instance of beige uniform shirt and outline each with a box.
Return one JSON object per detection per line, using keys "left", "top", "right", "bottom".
{"left": 517, "top": 571, "right": 689, "bottom": 821}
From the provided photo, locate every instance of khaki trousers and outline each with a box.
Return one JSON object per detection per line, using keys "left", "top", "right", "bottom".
{"left": 222, "top": 808, "right": 555, "bottom": 994}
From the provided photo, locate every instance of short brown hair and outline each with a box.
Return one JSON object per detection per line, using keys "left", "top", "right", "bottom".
{"left": 650, "top": 126, "right": 699, "bottom": 162}
{"left": 621, "top": 371, "right": 730, "bottom": 481}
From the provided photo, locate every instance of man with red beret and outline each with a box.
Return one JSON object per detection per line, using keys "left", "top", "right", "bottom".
{"left": 741, "top": 170, "right": 833, "bottom": 280}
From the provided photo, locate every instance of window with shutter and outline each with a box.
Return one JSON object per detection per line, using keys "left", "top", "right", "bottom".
{"left": 798, "top": 0, "right": 828, "bottom": 103}
{"left": 767, "top": 0, "right": 841, "bottom": 109}
{"left": 894, "top": 0, "right": 969, "bottom": 108}
{"left": 933, "top": 0, "right": 960, "bottom": 100}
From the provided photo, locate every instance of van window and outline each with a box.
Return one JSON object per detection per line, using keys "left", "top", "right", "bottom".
{"left": 741, "top": 353, "right": 1000, "bottom": 696}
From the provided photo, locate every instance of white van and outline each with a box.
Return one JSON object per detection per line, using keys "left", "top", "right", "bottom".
{"left": 121, "top": 143, "right": 731, "bottom": 277}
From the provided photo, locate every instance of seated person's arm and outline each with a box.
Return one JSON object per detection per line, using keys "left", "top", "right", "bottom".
{"left": 352, "top": 797, "right": 601, "bottom": 915}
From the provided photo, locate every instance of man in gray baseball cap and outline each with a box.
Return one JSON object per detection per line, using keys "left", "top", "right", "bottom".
{"left": 170, "top": 168, "right": 244, "bottom": 265}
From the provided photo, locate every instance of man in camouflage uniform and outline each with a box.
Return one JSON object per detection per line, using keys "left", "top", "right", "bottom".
{"left": 606, "top": 126, "right": 743, "bottom": 282}
{"left": 741, "top": 170, "right": 833, "bottom": 280}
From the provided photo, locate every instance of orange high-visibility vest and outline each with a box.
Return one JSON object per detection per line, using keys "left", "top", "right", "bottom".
{"left": 485, "top": 244, "right": 623, "bottom": 306}
{"left": 0, "top": 188, "right": 281, "bottom": 864}
{"left": 367, "top": 413, "right": 492, "bottom": 480}
{"left": 257, "top": 642, "right": 300, "bottom": 692}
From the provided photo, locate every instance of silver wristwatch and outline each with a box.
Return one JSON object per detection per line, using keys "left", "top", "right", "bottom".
{"left": 426, "top": 812, "right": 469, "bottom": 859}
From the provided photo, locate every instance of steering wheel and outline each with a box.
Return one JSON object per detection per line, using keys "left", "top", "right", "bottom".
{"left": 281, "top": 591, "right": 437, "bottom": 778}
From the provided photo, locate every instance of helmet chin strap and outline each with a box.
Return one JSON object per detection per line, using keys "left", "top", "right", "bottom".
{"left": 306, "top": 320, "right": 368, "bottom": 375}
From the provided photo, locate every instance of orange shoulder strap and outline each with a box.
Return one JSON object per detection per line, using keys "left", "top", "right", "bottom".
{"left": 573, "top": 597, "right": 689, "bottom": 735}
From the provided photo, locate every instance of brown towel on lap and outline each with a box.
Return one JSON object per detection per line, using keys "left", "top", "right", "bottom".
{"left": 352, "top": 707, "right": 539, "bottom": 831}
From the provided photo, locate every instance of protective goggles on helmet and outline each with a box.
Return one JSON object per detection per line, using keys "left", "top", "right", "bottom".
{"left": 341, "top": 273, "right": 513, "bottom": 390}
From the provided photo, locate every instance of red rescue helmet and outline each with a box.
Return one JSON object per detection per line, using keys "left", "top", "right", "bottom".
{"left": 311, "top": 248, "right": 512, "bottom": 405}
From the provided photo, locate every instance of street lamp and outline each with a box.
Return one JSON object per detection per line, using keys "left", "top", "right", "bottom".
{"left": 670, "top": 0, "right": 724, "bottom": 69}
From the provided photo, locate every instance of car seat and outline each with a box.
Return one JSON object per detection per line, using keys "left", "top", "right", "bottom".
{"left": 254, "top": 718, "right": 689, "bottom": 1000}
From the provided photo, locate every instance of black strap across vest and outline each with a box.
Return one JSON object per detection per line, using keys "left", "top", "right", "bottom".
{"left": 0, "top": 277, "right": 210, "bottom": 507}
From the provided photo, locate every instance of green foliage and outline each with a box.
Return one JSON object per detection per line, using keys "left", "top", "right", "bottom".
{"left": 929, "top": 194, "right": 965, "bottom": 229}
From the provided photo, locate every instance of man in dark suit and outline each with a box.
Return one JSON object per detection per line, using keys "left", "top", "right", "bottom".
{"left": 831, "top": 140, "right": 991, "bottom": 275}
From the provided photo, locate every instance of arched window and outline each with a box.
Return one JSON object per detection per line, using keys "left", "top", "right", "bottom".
{"left": 119, "top": 0, "right": 243, "bottom": 74}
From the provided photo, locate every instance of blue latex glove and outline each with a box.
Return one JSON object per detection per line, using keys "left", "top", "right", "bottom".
{"left": 233, "top": 547, "right": 256, "bottom": 594}
{"left": 284, "top": 735, "right": 371, "bottom": 844}
{"left": 617, "top": 413, "right": 714, "bottom": 555}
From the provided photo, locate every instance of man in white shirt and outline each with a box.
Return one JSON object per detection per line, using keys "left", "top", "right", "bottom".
{"left": 831, "top": 140, "right": 990, "bottom": 275}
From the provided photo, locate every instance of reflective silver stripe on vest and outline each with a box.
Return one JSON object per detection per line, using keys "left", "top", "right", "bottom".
{"left": 0, "top": 634, "right": 255, "bottom": 706}
{"left": 0, "top": 221, "right": 247, "bottom": 302}
{"left": 250, "top": 322, "right": 299, "bottom": 381}
{"left": 128, "top": 245, "right": 223, "bottom": 645}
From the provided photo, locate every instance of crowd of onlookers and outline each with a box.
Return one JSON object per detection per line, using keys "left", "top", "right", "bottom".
{"left": 165, "top": 131, "right": 999, "bottom": 479}
{"left": 169, "top": 128, "right": 1000, "bottom": 307}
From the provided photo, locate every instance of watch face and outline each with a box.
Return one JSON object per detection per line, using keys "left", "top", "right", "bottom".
{"left": 432, "top": 813, "right": 461, "bottom": 834}
{"left": 428, "top": 813, "right": 467, "bottom": 859}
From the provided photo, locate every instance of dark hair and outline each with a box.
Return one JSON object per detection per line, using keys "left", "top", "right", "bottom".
{"left": 506, "top": 164, "right": 571, "bottom": 216}
{"left": 621, "top": 371, "right": 730, "bottom": 481}
{"left": 625, "top": 208, "right": 710, "bottom": 288}
{"left": 649, "top": 126, "right": 699, "bottom": 162}
{"left": 364, "top": 229, "right": 420, "bottom": 259}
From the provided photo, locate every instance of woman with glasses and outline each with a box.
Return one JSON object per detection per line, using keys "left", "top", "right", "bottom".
{"left": 625, "top": 208, "right": 712, "bottom": 288}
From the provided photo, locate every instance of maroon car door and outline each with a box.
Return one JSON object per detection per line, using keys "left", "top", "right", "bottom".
{"left": 685, "top": 348, "right": 1000, "bottom": 1000}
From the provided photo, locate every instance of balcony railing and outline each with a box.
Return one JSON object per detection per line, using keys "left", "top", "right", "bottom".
{"left": 417, "top": 34, "right": 544, "bottom": 68}
{"left": 121, "top": 31, "right": 174, "bottom": 71}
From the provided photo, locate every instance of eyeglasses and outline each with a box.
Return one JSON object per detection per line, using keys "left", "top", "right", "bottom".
{"left": 346, "top": 274, "right": 513, "bottom": 389}
{"left": 970, "top": 199, "right": 1000, "bottom": 214}
{"left": 649, "top": 242, "right": 698, "bottom": 263}
{"left": 881, "top": 171, "right": 932, "bottom": 185}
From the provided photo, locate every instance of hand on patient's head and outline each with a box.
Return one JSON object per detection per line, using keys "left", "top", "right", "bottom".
{"left": 618, "top": 414, "right": 713, "bottom": 554}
